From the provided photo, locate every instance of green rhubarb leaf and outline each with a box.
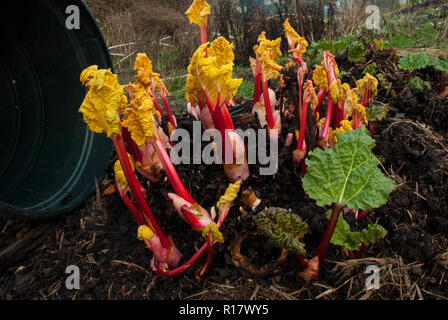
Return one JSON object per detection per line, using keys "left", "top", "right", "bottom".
{"left": 302, "top": 127, "right": 396, "bottom": 211}
{"left": 348, "top": 43, "right": 366, "bottom": 63}
{"left": 366, "top": 102, "right": 389, "bottom": 122}
{"left": 255, "top": 207, "right": 308, "bottom": 256}
{"left": 406, "top": 76, "right": 431, "bottom": 90}
{"left": 325, "top": 210, "right": 387, "bottom": 251}
{"left": 363, "top": 62, "right": 377, "bottom": 76}
{"left": 398, "top": 52, "right": 431, "bottom": 72}
{"left": 430, "top": 58, "right": 448, "bottom": 74}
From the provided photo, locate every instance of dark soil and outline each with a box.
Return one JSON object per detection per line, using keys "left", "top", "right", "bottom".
{"left": 1, "top": 49, "right": 447, "bottom": 300}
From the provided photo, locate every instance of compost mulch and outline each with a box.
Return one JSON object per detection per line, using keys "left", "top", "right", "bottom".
{"left": 1, "top": 49, "right": 447, "bottom": 300}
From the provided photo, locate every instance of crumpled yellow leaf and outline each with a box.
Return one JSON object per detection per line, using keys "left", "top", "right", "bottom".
{"left": 216, "top": 180, "right": 242, "bottom": 213}
{"left": 249, "top": 56, "right": 258, "bottom": 76}
{"left": 134, "top": 53, "right": 154, "bottom": 87}
{"left": 329, "top": 120, "right": 353, "bottom": 145}
{"left": 185, "top": 0, "right": 210, "bottom": 27}
{"left": 313, "top": 65, "right": 328, "bottom": 90}
{"left": 114, "top": 153, "right": 135, "bottom": 186}
{"left": 283, "top": 18, "right": 308, "bottom": 55}
{"left": 185, "top": 73, "right": 203, "bottom": 101}
{"left": 344, "top": 88, "right": 361, "bottom": 117}
{"left": 259, "top": 52, "right": 283, "bottom": 81}
{"left": 187, "top": 38, "right": 242, "bottom": 107}
{"left": 356, "top": 73, "right": 378, "bottom": 103}
{"left": 303, "top": 80, "right": 318, "bottom": 109}
{"left": 79, "top": 66, "right": 127, "bottom": 138}
{"left": 202, "top": 222, "right": 224, "bottom": 243}
{"left": 354, "top": 103, "right": 368, "bottom": 126}
{"left": 329, "top": 79, "right": 344, "bottom": 104}
{"left": 121, "top": 92, "right": 159, "bottom": 146}
{"left": 254, "top": 32, "right": 282, "bottom": 61}
{"left": 208, "top": 37, "right": 235, "bottom": 67}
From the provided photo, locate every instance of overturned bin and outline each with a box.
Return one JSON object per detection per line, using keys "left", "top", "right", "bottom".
{"left": 0, "top": 0, "right": 113, "bottom": 218}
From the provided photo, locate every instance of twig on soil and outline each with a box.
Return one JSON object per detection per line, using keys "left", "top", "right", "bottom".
{"left": 269, "top": 285, "right": 296, "bottom": 300}
{"left": 249, "top": 285, "right": 260, "bottom": 300}
{"left": 420, "top": 288, "right": 448, "bottom": 300}
{"left": 109, "top": 260, "right": 152, "bottom": 275}
{"left": 184, "top": 290, "right": 210, "bottom": 300}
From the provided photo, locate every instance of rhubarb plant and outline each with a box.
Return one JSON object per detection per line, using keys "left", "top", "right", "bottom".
{"left": 348, "top": 43, "right": 366, "bottom": 64}
{"left": 250, "top": 32, "right": 283, "bottom": 139}
{"left": 326, "top": 210, "right": 387, "bottom": 258}
{"left": 186, "top": 37, "right": 249, "bottom": 181}
{"left": 255, "top": 207, "right": 308, "bottom": 256}
{"left": 78, "top": 61, "right": 242, "bottom": 279}
{"left": 299, "top": 127, "right": 395, "bottom": 280}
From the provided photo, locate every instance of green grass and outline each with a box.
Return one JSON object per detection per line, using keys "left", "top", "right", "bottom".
{"left": 235, "top": 80, "right": 254, "bottom": 103}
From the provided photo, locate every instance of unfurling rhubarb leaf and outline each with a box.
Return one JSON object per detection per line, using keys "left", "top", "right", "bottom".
{"left": 185, "top": 0, "right": 210, "bottom": 28}
{"left": 406, "top": 76, "right": 431, "bottom": 91}
{"left": 216, "top": 180, "right": 242, "bottom": 214}
{"left": 325, "top": 210, "right": 387, "bottom": 251}
{"left": 366, "top": 102, "right": 389, "bottom": 122}
{"left": 302, "top": 127, "right": 396, "bottom": 211}
{"left": 348, "top": 43, "right": 366, "bottom": 63}
{"left": 79, "top": 66, "right": 127, "bottom": 138}
{"left": 255, "top": 207, "right": 308, "bottom": 256}
{"left": 202, "top": 222, "right": 224, "bottom": 243}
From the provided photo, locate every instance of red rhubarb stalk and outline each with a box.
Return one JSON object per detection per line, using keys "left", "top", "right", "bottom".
{"left": 319, "top": 100, "right": 335, "bottom": 146}
{"left": 314, "top": 88, "right": 327, "bottom": 117}
{"left": 315, "top": 203, "right": 342, "bottom": 262}
{"left": 150, "top": 91, "right": 164, "bottom": 116}
{"left": 152, "top": 138, "right": 195, "bottom": 204}
{"left": 161, "top": 94, "right": 177, "bottom": 128}
{"left": 112, "top": 135, "right": 170, "bottom": 249}
{"left": 262, "top": 80, "right": 276, "bottom": 130}
{"left": 122, "top": 127, "right": 142, "bottom": 163}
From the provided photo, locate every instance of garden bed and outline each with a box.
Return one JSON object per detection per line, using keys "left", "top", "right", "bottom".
{"left": 1, "top": 48, "right": 447, "bottom": 300}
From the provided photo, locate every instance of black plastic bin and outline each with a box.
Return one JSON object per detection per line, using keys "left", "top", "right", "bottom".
{"left": 0, "top": 0, "right": 113, "bottom": 218}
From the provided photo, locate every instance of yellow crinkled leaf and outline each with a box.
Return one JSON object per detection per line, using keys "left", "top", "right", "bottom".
{"left": 313, "top": 65, "right": 328, "bottom": 90}
{"left": 122, "top": 93, "right": 159, "bottom": 146}
{"left": 303, "top": 80, "right": 318, "bottom": 109}
{"left": 208, "top": 37, "right": 235, "bottom": 67}
{"left": 259, "top": 51, "right": 283, "bottom": 81}
{"left": 249, "top": 56, "right": 258, "bottom": 76}
{"left": 137, "top": 225, "right": 154, "bottom": 241}
{"left": 356, "top": 73, "right": 378, "bottom": 103}
{"left": 344, "top": 88, "right": 360, "bottom": 117}
{"left": 216, "top": 180, "right": 242, "bottom": 213}
{"left": 329, "top": 120, "right": 353, "bottom": 145}
{"left": 354, "top": 103, "right": 368, "bottom": 126}
{"left": 185, "top": 0, "right": 210, "bottom": 27}
{"left": 187, "top": 39, "right": 242, "bottom": 107}
{"left": 134, "top": 53, "right": 154, "bottom": 87}
{"left": 329, "top": 79, "right": 344, "bottom": 104}
{"left": 80, "top": 65, "right": 98, "bottom": 86}
{"left": 283, "top": 18, "right": 308, "bottom": 55}
{"left": 255, "top": 32, "right": 282, "bottom": 62}
{"left": 185, "top": 73, "right": 203, "bottom": 101}
{"left": 79, "top": 67, "right": 127, "bottom": 138}
{"left": 202, "top": 222, "right": 224, "bottom": 243}
{"left": 113, "top": 153, "right": 135, "bottom": 186}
